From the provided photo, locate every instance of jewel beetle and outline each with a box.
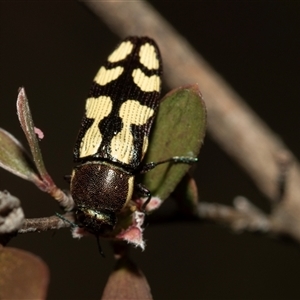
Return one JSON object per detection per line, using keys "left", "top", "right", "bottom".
{"left": 70, "top": 36, "right": 197, "bottom": 235}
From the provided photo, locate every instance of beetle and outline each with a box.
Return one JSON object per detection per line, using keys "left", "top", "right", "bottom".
{"left": 70, "top": 36, "right": 197, "bottom": 236}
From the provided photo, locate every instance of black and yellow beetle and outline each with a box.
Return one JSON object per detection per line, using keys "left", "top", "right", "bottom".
{"left": 70, "top": 36, "right": 197, "bottom": 235}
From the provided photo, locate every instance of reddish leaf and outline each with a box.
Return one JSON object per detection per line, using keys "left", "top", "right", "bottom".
{"left": 0, "top": 246, "right": 49, "bottom": 299}
{"left": 101, "top": 258, "right": 152, "bottom": 300}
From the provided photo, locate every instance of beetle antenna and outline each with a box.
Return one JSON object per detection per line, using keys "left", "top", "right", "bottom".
{"left": 55, "top": 212, "right": 77, "bottom": 228}
{"left": 96, "top": 235, "right": 105, "bottom": 257}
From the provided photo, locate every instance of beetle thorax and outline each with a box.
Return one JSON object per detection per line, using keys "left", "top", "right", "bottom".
{"left": 70, "top": 161, "right": 134, "bottom": 233}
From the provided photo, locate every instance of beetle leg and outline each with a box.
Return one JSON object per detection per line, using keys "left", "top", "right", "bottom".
{"left": 139, "top": 156, "right": 198, "bottom": 174}
{"left": 135, "top": 183, "right": 152, "bottom": 211}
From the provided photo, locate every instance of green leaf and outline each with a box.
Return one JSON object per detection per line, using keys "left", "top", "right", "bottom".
{"left": 15, "top": 88, "right": 71, "bottom": 206}
{"left": 141, "top": 84, "right": 206, "bottom": 202}
{"left": 0, "top": 128, "right": 40, "bottom": 182}
{"left": 173, "top": 174, "right": 199, "bottom": 215}
{"left": 16, "top": 87, "right": 48, "bottom": 178}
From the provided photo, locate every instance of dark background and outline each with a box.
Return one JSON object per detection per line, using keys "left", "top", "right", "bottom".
{"left": 1, "top": 1, "right": 300, "bottom": 299}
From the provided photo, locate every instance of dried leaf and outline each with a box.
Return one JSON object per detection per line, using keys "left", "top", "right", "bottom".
{"left": 0, "top": 191, "right": 24, "bottom": 235}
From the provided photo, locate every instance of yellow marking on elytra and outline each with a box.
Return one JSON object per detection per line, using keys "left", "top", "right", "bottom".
{"left": 94, "top": 66, "right": 124, "bottom": 86}
{"left": 141, "top": 136, "right": 149, "bottom": 160}
{"left": 132, "top": 69, "right": 160, "bottom": 92}
{"left": 139, "top": 43, "right": 159, "bottom": 70}
{"left": 79, "top": 96, "right": 113, "bottom": 158}
{"left": 110, "top": 100, "right": 155, "bottom": 164}
{"left": 125, "top": 176, "right": 135, "bottom": 205}
{"left": 108, "top": 40, "right": 134, "bottom": 63}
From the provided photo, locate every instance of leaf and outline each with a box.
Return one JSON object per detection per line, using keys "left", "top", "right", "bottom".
{"left": 0, "top": 246, "right": 49, "bottom": 299}
{"left": 0, "top": 128, "right": 40, "bottom": 182}
{"left": 15, "top": 88, "right": 73, "bottom": 208}
{"left": 141, "top": 84, "right": 206, "bottom": 201}
{"left": 101, "top": 257, "right": 152, "bottom": 300}
{"left": 16, "top": 87, "right": 48, "bottom": 178}
{"left": 173, "top": 174, "right": 199, "bottom": 215}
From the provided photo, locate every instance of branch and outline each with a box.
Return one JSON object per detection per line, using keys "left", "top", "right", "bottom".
{"left": 81, "top": 0, "right": 300, "bottom": 242}
{"left": 19, "top": 214, "right": 73, "bottom": 234}
{"left": 198, "top": 197, "right": 271, "bottom": 233}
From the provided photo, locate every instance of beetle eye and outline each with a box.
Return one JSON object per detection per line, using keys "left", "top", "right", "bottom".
{"left": 75, "top": 209, "right": 86, "bottom": 226}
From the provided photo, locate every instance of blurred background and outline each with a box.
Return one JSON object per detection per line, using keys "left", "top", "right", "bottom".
{"left": 1, "top": 1, "right": 300, "bottom": 299}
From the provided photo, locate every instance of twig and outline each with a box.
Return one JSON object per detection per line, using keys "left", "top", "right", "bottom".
{"left": 197, "top": 197, "right": 271, "bottom": 233}
{"left": 81, "top": 0, "right": 300, "bottom": 243}
{"left": 19, "top": 214, "right": 73, "bottom": 233}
